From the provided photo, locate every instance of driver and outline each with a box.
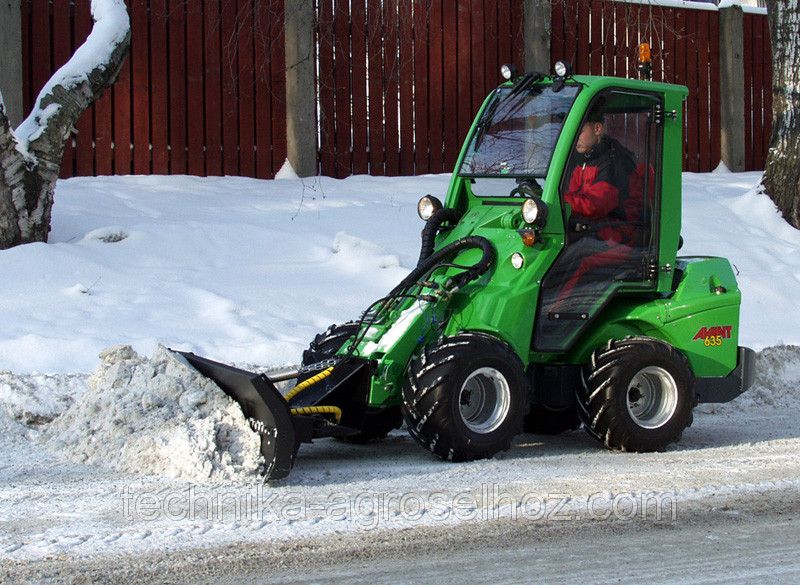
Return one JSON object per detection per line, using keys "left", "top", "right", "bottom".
{"left": 541, "top": 110, "right": 640, "bottom": 313}
{"left": 564, "top": 111, "right": 637, "bottom": 244}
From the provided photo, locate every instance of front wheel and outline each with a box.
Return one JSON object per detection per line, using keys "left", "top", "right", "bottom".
{"left": 402, "top": 332, "right": 528, "bottom": 462}
{"left": 578, "top": 337, "right": 695, "bottom": 452}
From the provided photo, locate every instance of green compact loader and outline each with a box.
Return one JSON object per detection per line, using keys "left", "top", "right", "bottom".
{"left": 174, "top": 61, "right": 755, "bottom": 480}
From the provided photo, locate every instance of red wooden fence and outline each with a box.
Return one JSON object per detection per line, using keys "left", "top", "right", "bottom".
{"left": 743, "top": 12, "right": 772, "bottom": 172}
{"left": 316, "top": 0, "right": 524, "bottom": 178}
{"left": 20, "top": 1, "right": 771, "bottom": 178}
{"left": 551, "top": 0, "right": 730, "bottom": 173}
{"left": 21, "top": 0, "right": 287, "bottom": 179}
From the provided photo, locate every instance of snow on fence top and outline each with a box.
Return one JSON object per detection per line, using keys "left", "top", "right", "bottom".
{"left": 618, "top": 0, "right": 767, "bottom": 15}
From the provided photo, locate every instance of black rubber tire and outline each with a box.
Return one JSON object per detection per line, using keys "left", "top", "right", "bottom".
{"left": 524, "top": 405, "right": 581, "bottom": 435}
{"left": 300, "top": 322, "right": 360, "bottom": 369}
{"left": 300, "top": 322, "right": 401, "bottom": 442}
{"left": 577, "top": 337, "right": 695, "bottom": 452}
{"left": 402, "top": 332, "right": 528, "bottom": 462}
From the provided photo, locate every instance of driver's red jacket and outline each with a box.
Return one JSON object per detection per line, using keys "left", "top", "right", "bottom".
{"left": 564, "top": 136, "right": 637, "bottom": 245}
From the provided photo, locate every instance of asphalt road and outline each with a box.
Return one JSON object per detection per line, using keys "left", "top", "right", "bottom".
{"left": 225, "top": 507, "right": 800, "bottom": 585}
{"left": 7, "top": 489, "right": 799, "bottom": 585}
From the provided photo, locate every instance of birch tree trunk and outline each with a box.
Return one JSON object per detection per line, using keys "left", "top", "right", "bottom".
{"left": 0, "top": 0, "right": 130, "bottom": 249}
{"left": 763, "top": 1, "right": 800, "bottom": 228}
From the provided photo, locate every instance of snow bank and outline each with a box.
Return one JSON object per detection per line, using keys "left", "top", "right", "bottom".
{"left": 42, "top": 345, "right": 263, "bottom": 482}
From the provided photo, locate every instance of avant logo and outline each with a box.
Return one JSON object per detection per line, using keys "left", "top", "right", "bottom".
{"left": 693, "top": 325, "right": 733, "bottom": 341}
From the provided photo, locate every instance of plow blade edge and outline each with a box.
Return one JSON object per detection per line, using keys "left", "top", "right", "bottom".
{"left": 172, "top": 350, "right": 312, "bottom": 480}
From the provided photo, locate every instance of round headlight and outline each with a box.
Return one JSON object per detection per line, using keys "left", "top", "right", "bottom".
{"left": 554, "top": 61, "right": 570, "bottom": 78}
{"left": 511, "top": 252, "right": 525, "bottom": 270}
{"left": 417, "top": 195, "right": 443, "bottom": 221}
{"left": 500, "top": 63, "right": 516, "bottom": 81}
{"left": 522, "top": 197, "right": 548, "bottom": 227}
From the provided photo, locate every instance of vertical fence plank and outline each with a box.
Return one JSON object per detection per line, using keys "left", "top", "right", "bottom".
{"left": 428, "top": 0, "right": 444, "bottom": 173}
{"left": 366, "top": 0, "right": 384, "bottom": 175}
{"left": 398, "top": 0, "right": 414, "bottom": 175}
{"left": 600, "top": 1, "right": 614, "bottom": 76}
{"left": 168, "top": 0, "right": 187, "bottom": 174}
{"left": 708, "top": 10, "right": 721, "bottom": 168}
{"left": 269, "top": 0, "right": 286, "bottom": 175}
{"left": 150, "top": 0, "right": 169, "bottom": 174}
{"left": 696, "top": 10, "right": 710, "bottom": 172}
{"left": 351, "top": 0, "right": 369, "bottom": 175}
{"left": 751, "top": 15, "right": 765, "bottom": 171}
{"left": 742, "top": 13, "right": 753, "bottom": 171}
{"left": 549, "top": 0, "right": 563, "bottom": 63}
{"left": 612, "top": 1, "right": 627, "bottom": 79}
{"left": 236, "top": 0, "right": 255, "bottom": 177}
{"left": 186, "top": 1, "right": 205, "bottom": 176}
{"left": 442, "top": 1, "right": 458, "bottom": 169}
{"left": 456, "top": 2, "right": 471, "bottom": 147}
{"left": 318, "top": 0, "right": 335, "bottom": 176}
{"left": 112, "top": 3, "right": 133, "bottom": 177}
{"left": 333, "top": 0, "right": 352, "bottom": 177}
{"left": 589, "top": 0, "right": 602, "bottom": 75}
{"left": 761, "top": 15, "right": 772, "bottom": 168}
{"left": 131, "top": 0, "right": 151, "bottom": 174}
{"left": 575, "top": 0, "right": 589, "bottom": 74}
{"left": 253, "top": 1, "right": 272, "bottom": 178}
{"left": 470, "top": 0, "right": 484, "bottom": 119}
{"left": 413, "top": 0, "right": 430, "bottom": 174}
{"left": 30, "top": 0, "right": 51, "bottom": 109}
{"left": 220, "top": 0, "right": 239, "bottom": 175}
{"left": 383, "top": 0, "right": 400, "bottom": 175}
{"left": 203, "top": 0, "right": 222, "bottom": 175}
{"left": 563, "top": 0, "right": 578, "bottom": 67}
{"left": 511, "top": 0, "right": 524, "bottom": 71}
{"left": 687, "top": 11, "right": 700, "bottom": 172}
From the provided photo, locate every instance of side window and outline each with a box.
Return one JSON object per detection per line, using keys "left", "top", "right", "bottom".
{"left": 534, "top": 91, "right": 662, "bottom": 352}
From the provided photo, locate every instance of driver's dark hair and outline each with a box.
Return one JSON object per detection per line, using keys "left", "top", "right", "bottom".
{"left": 586, "top": 109, "right": 605, "bottom": 124}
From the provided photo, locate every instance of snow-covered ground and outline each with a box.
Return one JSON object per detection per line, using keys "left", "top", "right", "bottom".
{"left": 1, "top": 171, "right": 799, "bottom": 568}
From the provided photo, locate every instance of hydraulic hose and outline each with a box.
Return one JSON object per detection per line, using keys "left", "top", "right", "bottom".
{"left": 284, "top": 366, "right": 334, "bottom": 402}
{"left": 417, "top": 208, "right": 463, "bottom": 267}
{"left": 394, "top": 235, "right": 496, "bottom": 297}
{"left": 290, "top": 405, "right": 342, "bottom": 423}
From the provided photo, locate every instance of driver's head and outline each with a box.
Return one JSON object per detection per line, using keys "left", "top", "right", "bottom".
{"left": 575, "top": 111, "right": 605, "bottom": 154}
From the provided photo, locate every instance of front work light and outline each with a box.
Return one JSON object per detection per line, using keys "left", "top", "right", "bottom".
{"left": 501, "top": 63, "right": 517, "bottom": 81}
{"left": 554, "top": 61, "right": 572, "bottom": 78}
{"left": 417, "top": 195, "right": 443, "bottom": 221}
{"left": 522, "top": 197, "right": 548, "bottom": 228}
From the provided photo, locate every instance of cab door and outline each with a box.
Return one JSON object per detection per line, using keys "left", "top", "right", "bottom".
{"left": 534, "top": 90, "right": 663, "bottom": 352}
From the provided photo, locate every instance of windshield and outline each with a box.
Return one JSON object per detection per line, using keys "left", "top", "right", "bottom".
{"left": 458, "top": 84, "right": 580, "bottom": 179}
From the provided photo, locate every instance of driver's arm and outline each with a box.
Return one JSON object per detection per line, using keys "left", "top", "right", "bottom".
{"left": 564, "top": 163, "right": 619, "bottom": 218}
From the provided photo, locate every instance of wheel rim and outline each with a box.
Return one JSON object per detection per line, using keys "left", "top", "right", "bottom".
{"left": 458, "top": 367, "right": 511, "bottom": 434}
{"left": 626, "top": 366, "right": 679, "bottom": 429}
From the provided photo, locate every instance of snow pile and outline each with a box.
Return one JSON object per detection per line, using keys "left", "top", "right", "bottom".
{"left": 744, "top": 345, "right": 800, "bottom": 408}
{"left": 0, "top": 371, "right": 85, "bottom": 427}
{"left": 43, "top": 345, "right": 263, "bottom": 482}
{"left": 274, "top": 158, "right": 300, "bottom": 180}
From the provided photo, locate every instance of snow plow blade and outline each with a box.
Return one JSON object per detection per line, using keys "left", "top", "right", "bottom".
{"left": 172, "top": 350, "right": 313, "bottom": 481}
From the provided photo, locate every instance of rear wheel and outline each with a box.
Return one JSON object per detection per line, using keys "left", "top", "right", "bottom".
{"left": 300, "top": 322, "right": 401, "bottom": 442}
{"left": 402, "top": 332, "right": 528, "bottom": 462}
{"left": 578, "top": 337, "right": 695, "bottom": 452}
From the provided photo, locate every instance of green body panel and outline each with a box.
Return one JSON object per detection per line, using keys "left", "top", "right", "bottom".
{"left": 559, "top": 257, "right": 741, "bottom": 378}
{"left": 348, "top": 74, "right": 739, "bottom": 407}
